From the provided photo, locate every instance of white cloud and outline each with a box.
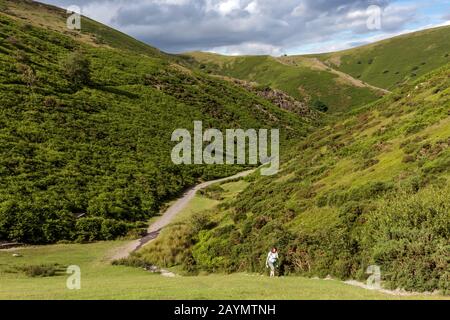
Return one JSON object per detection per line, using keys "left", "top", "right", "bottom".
{"left": 217, "top": 0, "right": 241, "bottom": 15}
{"left": 245, "top": 1, "right": 259, "bottom": 14}
{"left": 211, "top": 42, "right": 284, "bottom": 55}
{"left": 39, "top": 0, "right": 448, "bottom": 55}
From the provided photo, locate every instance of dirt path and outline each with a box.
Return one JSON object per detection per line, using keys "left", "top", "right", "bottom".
{"left": 277, "top": 56, "right": 390, "bottom": 95}
{"left": 308, "top": 58, "right": 391, "bottom": 95}
{"left": 110, "top": 169, "right": 256, "bottom": 261}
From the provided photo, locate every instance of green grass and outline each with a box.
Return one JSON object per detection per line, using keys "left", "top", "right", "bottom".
{"left": 186, "top": 26, "right": 450, "bottom": 113}
{"left": 185, "top": 53, "right": 381, "bottom": 113}
{"left": 173, "top": 195, "right": 219, "bottom": 223}
{"left": 315, "top": 26, "right": 450, "bottom": 90}
{"left": 1, "top": 232, "right": 447, "bottom": 299}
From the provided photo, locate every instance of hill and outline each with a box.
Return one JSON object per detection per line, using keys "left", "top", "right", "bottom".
{"left": 136, "top": 64, "right": 450, "bottom": 293}
{"left": 313, "top": 26, "right": 450, "bottom": 90}
{"left": 184, "top": 52, "right": 384, "bottom": 113}
{"left": 185, "top": 26, "right": 450, "bottom": 113}
{"left": 1, "top": 0, "right": 166, "bottom": 58}
{"left": 0, "top": 0, "right": 314, "bottom": 244}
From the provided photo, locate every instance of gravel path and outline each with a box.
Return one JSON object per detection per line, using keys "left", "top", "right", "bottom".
{"left": 110, "top": 169, "right": 255, "bottom": 261}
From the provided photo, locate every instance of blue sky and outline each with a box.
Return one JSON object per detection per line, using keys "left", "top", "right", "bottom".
{"left": 40, "top": 0, "right": 450, "bottom": 55}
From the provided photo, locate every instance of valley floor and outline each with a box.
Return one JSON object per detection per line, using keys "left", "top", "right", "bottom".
{"left": 1, "top": 241, "right": 447, "bottom": 300}
{"left": 1, "top": 179, "right": 448, "bottom": 300}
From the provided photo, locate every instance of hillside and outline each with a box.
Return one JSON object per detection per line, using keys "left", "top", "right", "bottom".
{"left": 136, "top": 64, "right": 450, "bottom": 293}
{"left": 185, "top": 26, "right": 450, "bottom": 114}
{"left": 313, "top": 26, "right": 450, "bottom": 90}
{"left": 0, "top": 0, "right": 166, "bottom": 58}
{"left": 0, "top": 0, "right": 314, "bottom": 244}
{"left": 184, "top": 52, "right": 384, "bottom": 113}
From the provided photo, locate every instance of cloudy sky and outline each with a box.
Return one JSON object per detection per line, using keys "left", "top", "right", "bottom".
{"left": 40, "top": 0, "right": 450, "bottom": 55}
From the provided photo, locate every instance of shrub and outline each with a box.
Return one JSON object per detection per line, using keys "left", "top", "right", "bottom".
{"left": 14, "top": 264, "right": 63, "bottom": 277}
{"left": 17, "top": 64, "right": 37, "bottom": 87}
{"left": 75, "top": 217, "right": 103, "bottom": 242}
{"left": 199, "top": 184, "right": 225, "bottom": 200}
{"left": 62, "top": 51, "right": 91, "bottom": 87}
{"left": 6, "top": 36, "right": 19, "bottom": 46}
{"left": 362, "top": 187, "right": 450, "bottom": 293}
{"left": 112, "top": 256, "right": 149, "bottom": 268}
{"left": 43, "top": 96, "right": 59, "bottom": 108}
{"left": 14, "top": 50, "right": 29, "bottom": 63}
{"left": 312, "top": 100, "right": 328, "bottom": 113}
{"left": 100, "top": 219, "right": 128, "bottom": 240}
{"left": 75, "top": 217, "right": 129, "bottom": 241}
{"left": 402, "top": 154, "right": 416, "bottom": 163}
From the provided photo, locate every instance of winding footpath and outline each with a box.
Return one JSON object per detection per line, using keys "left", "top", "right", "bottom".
{"left": 110, "top": 169, "right": 255, "bottom": 261}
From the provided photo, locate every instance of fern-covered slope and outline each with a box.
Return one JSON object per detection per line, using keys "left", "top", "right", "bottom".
{"left": 0, "top": 0, "right": 313, "bottom": 244}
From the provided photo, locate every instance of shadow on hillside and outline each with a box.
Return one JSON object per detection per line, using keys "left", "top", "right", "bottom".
{"left": 91, "top": 84, "right": 140, "bottom": 99}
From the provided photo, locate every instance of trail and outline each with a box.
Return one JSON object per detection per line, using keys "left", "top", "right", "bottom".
{"left": 277, "top": 56, "right": 391, "bottom": 95}
{"left": 110, "top": 169, "right": 255, "bottom": 261}
{"left": 308, "top": 58, "right": 391, "bottom": 94}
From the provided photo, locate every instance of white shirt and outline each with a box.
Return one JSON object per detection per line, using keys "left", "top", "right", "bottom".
{"left": 267, "top": 251, "right": 278, "bottom": 263}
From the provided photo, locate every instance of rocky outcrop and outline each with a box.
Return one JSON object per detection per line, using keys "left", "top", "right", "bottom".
{"left": 229, "top": 78, "right": 318, "bottom": 120}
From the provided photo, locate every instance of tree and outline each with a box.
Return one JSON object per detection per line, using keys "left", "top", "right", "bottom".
{"left": 63, "top": 51, "right": 91, "bottom": 87}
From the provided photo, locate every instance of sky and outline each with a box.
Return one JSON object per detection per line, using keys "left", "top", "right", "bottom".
{"left": 39, "top": 0, "right": 450, "bottom": 55}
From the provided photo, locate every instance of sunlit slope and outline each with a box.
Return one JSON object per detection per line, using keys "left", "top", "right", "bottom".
{"left": 1, "top": 0, "right": 166, "bottom": 57}
{"left": 186, "top": 26, "right": 450, "bottom": 113}
{"left": 185, "top": 52, "right": 383, "bottom": 113}
{"left": 314, "top": 26, "right": 450, "bottom": 90}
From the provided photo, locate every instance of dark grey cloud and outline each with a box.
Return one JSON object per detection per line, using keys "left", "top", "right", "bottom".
{"left": 39, "top": 0, "right": 419, "bottom": 54}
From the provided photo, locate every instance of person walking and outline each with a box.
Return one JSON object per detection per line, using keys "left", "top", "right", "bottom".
{"left": 266, "top": 247, "right": 279, "bottom": 277}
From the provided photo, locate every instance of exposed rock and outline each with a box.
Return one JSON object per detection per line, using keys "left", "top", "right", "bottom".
{"left": 229, "top": 78, "right": 318, "bottom": 120}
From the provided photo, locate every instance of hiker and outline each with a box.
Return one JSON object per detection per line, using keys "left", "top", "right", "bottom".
{"left": 266, "top": 247, "right": 279, "bottom": 277}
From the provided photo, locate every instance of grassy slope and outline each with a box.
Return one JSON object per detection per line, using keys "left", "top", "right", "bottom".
{"left": 186, "top": 26, "right": 450, "bottom": 112}
{"left": 132, "top": 178, "right": 251, "bottom": 271}
{"left": 184, "top": 52, "right": 382, "bottom": 113}
{"left": 2, "top": 0, "right": 166, "bottom": 58}
{"left": 138, "top": 64, "right": 450, "bottom": 293}
{"left": 314, "top": 26, "right": 450, "bottom": 90}
{"left": 0, "top": 0, "right": 312, "bottom": 244}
